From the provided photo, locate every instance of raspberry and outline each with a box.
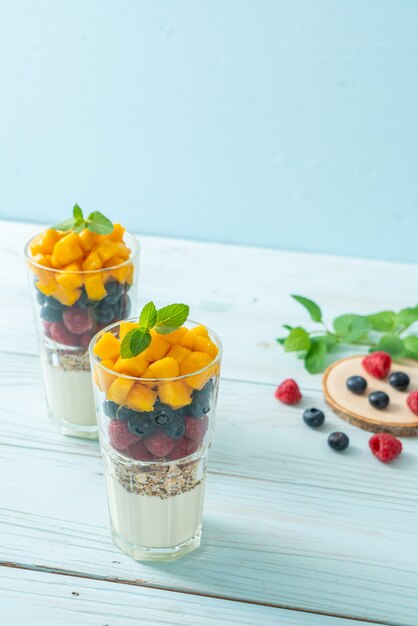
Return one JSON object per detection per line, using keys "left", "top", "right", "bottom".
{"left": 43, "top": 321, "right": 53, "bottom": 338}
{"left": 78, "top": 331, "right": 93, "bottom": 348}
{"left": 275, "top": 379, "right": 302, "bottom": 405}
{"left": 407, "top": 391, "right": 418, "bottom": 416}
{"left": 362, "top": 351, "right": 391, "bottom": 379}
{"left": 62, "top": 307, "right": 93, "bottom": 335}
{"left": 109, "top": 420, "right": 139, "bottom": 451}
{"left": 144, "top": 430, "right": 174, "bottom": 458}
{"left": 126, "top": 440, "right": 155, "bottom": 461}
{"left": 185, "top": 415, "right": 208, "bottom": 445}
{"left": 369, "top": 433, "right": 402, "bottom": 463}
{"left": 49, "top": 322, "right": 79, "bottom": 346}
{"left": 169, "top": 436, "right": 199, "bottom": 461}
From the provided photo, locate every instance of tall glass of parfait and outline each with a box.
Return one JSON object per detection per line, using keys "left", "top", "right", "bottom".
{"left": 25, "top": 221, "right": 140, "bottom": 438}
{"left": 89, "top": 318, "right": 222, "bottom": 561}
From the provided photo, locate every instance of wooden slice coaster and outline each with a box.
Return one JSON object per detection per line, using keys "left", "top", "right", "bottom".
{"left": 322, "top": 355, "right": 418, "bottom": 437}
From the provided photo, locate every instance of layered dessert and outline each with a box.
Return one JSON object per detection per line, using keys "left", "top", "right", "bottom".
{"left": 25, "top": 205, "right": 139, "bottom": 437}
{"left": 89, "top": 305, "right": 222, "bottom": 560}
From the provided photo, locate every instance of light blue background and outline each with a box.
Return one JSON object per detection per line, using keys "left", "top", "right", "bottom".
{"left": 1, "top": 1, "right": 417, "bottom": 262}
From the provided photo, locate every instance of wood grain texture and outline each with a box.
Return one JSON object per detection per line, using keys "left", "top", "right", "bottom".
{"left": 2, "top": 220, "right": 418, "bottom": 625}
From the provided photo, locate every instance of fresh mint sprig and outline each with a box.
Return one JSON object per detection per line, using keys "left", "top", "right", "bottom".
{"left": 54, "top": 203, "right": 114, "bottom": 235}
{"left": 277, "top": 295, "right": 418, "bottom": 374}
{"left": 121, "top": 302, "right": 190, "bottom": 359}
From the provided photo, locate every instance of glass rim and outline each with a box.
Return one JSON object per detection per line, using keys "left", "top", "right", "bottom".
{"left": 24, "top": 230, "right": 140, "bottom": 274}
{"left": 89, "top": 318, "right": 223, "bottom": 383}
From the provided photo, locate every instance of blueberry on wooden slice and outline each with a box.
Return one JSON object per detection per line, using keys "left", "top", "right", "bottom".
{"left": 328, "top": 431, "right": 349, "bottom": 451}
{"left": 302, "top": 408, "right": 325, "bottom": 428}
{"left": 346, "top": 375, "right": 367, "bottom": 395}
{"left": 368, "top": 391, "right": 390, "bottom": 410}
{"left": 389, "top": 371, "right": 410, "bottom": 392}
{"left": 41, "top": 303, "right": 63, "bottom": 322}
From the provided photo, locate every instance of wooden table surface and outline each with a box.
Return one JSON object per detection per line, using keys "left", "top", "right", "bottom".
{"left": 1, "top": 220, "right": 417, "bottom": 626}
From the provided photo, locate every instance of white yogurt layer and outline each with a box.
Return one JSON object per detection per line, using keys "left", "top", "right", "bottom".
{"left": 106, "top": 474, "right": 205, "bottom": 548}
{"left": 41, "top": 359, "right": 97, "bottom": 427}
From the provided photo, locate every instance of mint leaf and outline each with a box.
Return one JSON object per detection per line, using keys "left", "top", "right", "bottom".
{"left": 73, "top": 203, "right": 84, "bottom": 222}
{"left": 284, "top": 327, "right": 311, "bottom": 352}
{"left": 376, "top": 335, "right": 406, "bottom": 358}
{"left": 304, "top": 338, "right": 327, "bottom": 373}
{"left": 292, "top": 295, "right": 322, "bottom": 323}
{"left": 397, "top": 307, "right": 418, "bottom": 329}
{"left": 315, "top": 333, "right": 339, "bottom": 348}
{"left": 333, "top": 314, "right": 370, "bottom": 342}
{"left": 139, "top": 301, "right": 157, "bottom": 329}
{"left": 154, "top": 303, "right": 189, "bottom": 334}
{"left": 53, "top": 217, "right": 76, "bottom": 231}
{"left": 121, "top": 328, "right": 152, "bottom": 358}
{"left": 86, "top": 211, "right": 114, "bottom": 235}
{"left": 283, "top": 324, "right": 293, "bottom": 331}
{"left": 276, "top": 337, "right": 286, "bottom": 345}
{"left": 367, "top": 311, "right": 396, "bottom": 332}
{"left": 403, "top": 335, "right": 418, "bottom": 359}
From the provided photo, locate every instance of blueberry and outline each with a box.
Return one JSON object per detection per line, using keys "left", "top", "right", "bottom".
{"left": 103, "top": 281, "right": 123, "bottom": 305}
{"left": 189, "top": 380, "right": 213, "bottom": 417}
{"left": 40, "top": 304, "right": 63, "bottom": 322}
{"left": 369, "top": 391, "right": 390, "bottom": 410}
{"left": 103, "top": 400, "right": 119, "bottom": 419}
{"left": 93, "top": 304, "right": 115, "bottom": 323}
{"left": 77, "top": 288, "right": 99, "bottom": 309}
{"left": 346, "top": 376, "right": 367, "bottom": 395}
{"left": 328, "top": 431, "right": 349, "bottom": 451}
{"left": 117, "top": 406, "right": 136, "bottom": 422}
{"left": 303, "top": 408, "right": 325, "bottom": 428}
{"left": 36, "top": 291, "right": 46, "bottom": 305}
{"left": 389, "top": 371, "right": 410, "bottom": 392}
{"left": 45, "top": 296, "right": 64, "bottom": 310}
{"left": 120, "top": 294, "right": 131, "bottom": 318}
{"left": 128, "top": 412, "right": 158, "bottom": 437}
{"left": 164, "top": 414, "right": 186, "bottom": 439}
{"left": 151, "top": 402, "right": 174, "bottom": 426}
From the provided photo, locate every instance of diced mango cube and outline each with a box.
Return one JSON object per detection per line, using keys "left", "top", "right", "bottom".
{"left": 148, "top": 357, "right": 179, "bottom": 378}
{"left": 119, "top": 321, "right": 139, "bottom": 340}
{"left": 126, "top": 384, "right": 157, "bottom": 412}
{"left": 78, "top": 229, "right": 99, "bottom": 252}
{"left": 189, "top": 325, "right": 209, "bottom": 339}
{"left": 167, "top": 344, "right": 191, "bottom": 364}
{"left": 30, "top": 233, "right": 44, "bottom": 256}
{"left": 178, "top": 330, "right": 195, "bottom": 350}
{"left": 164, "top": 327, "right": 188, "bottom": 344}
{"left": 41, "top": 229, "right": 62, "bottom": 255}
{"left": 82, "top": 250, "right": 103, "bottom": 271}
{"left": 53, "top": 232, "right": 83, "bottom": 266}
{"left": 36, "top": 281, "right": 57, "bottom": 296}
{"left": 31, "top": 253, "right": 52, "bottom": 268}
{"left": 142, "top": 333, "right": 170, "bottom": 361}
{"left": 85, "top": 273, "right": 107, "bottom": 300}
{"left": 113, "top": 355, "right": 149, "bottom": 377}
{"left": 93, "top": 332, "right": 120, "bottom": 361}
{"left": 95, "top": 359, "right": 117, "bottom": 391}
{"left": 51, "top": 285, "right": 81, "bottom": 306}
{"left": 193, "top": 336, "right": 218, "bottom": 358}
{"left": 104, "top": 255, "right": 125, "bottom": 269}
{"left": 158, "top": 381, "right": 192, "bottom": 409}
{"left": 56, "top": 262, "right": 84, "bottom": 290}
{"left": 180, "top": 352, "right": 213, "bottom": 390}
{"left": 105, "top": 223, "right": 125, "bottom": 242}
{"left": 107, "top": 377, "right": 135, "bottom": 404}
{"left": 96, "top": 240, "right": 123, "bottom": 263}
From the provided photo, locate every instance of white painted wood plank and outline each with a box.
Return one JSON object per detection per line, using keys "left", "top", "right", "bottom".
{"left": 0, "top": 567, "right": 380, "bottom": 626}
{"left": 3, "top": 219, "right": 418, "bottom": 387}
{"left": 0, "top": 442, "right": 416, "bottom": 625}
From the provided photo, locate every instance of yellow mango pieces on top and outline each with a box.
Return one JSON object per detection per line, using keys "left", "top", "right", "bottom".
{"left": 193, "top": 335, "right": 218, "bottom": 358}
{"left": 178, "top": 330, "right": 196, "bottom": 350}
{"left": 107, "top": 377, "right": 135, "bottom": 404}
{"left": 164, "top": 327, "right": 188, "bottom": 344}
{"left": 180, "top": 351, "right": 213, "bottom": 389}
{"left": 78, "top": 229, "right": 99, "bottom": 252}
{"left": 158, "top": 381, "right": 192, "bottom": 409}
{"left": 52, "top": 232, "right": 84, "bottom": 266}
{"left": 189, "top": 325, "right": 209, "bottom": 338}
{"left": 119, "top": 321, "right": 139, "bottom": 340}
{"left": 94, "top": 332, "right": 120, "bottom": 361}
{"left": 96, "top": 359, "right": 117, "bottom": 392}
{"left": 166, "top": 344, "right": 191, "bottom": 364}
{"left": 142, "top": 332, "right": 170, "bottom": 361}
{"left": 105, "top": 223, "right": 125, "bottom": 242}
{"left": 113, "top": 355, "right": 149, "bottom": 377}
{"left": 85, "top": 273, "right": 107, "bottom": 300}
{"left": 125, "top": 384, "right": 157, "bottom": 412}
{"left": 82, "top": 250, "right": 102, "bottom": 271}
{"left": 56, "top": 262, "right": 84, "bottom": 290}
{"left": 147, "top": 357, "right": 179, "bottom": 379}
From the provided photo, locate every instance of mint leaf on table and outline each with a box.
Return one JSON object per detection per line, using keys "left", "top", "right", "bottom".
{"left": 292, "top": 295, "right": 323, "bottom": 322}
{"left": 154, "top": 304, "right": 190, "bottom": 334}
{"left": 284, "top": 327, "right": 311, "bottom": 352}
{"left": 397, "top": 306, "right": 418, "bottom": 329}
{"left": 333, "top": 314, "right": 370, "bottom": 342}
{"left": 304, "top": 338, "right": 327, "bottom": 374}
{"left": 120, "top": 327, "right": 152, "bottom": 359}
{"left": 367, "top": 311, "right": 396, "bottom": 332}
{"left": 139, "top": 301, "right": 158, "bottom": 329}
{"left": 376, "top": 335, "right": 406, "bottom": 358}
{"left": 404, "top": 336, "right": 418, "bottom": 359}
{"left": 86, "top": 211, "right": 114, "bottom": 235}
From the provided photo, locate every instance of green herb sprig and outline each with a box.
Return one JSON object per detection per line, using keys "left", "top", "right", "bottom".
{"left": 278, "top": 295, "right": 418, "bottom": 374}
{"left": 121, "top": 302, "right": 190, "bottom": 359}
{"left": 54, "top": 203, "right": 114, "bottom": 235}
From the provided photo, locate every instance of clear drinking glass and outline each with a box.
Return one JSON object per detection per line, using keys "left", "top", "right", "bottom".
{"left": 89, "top": 319, "right": 222, "bottom": 561}
{"left": 25, "top": 232, "right": 140, "bottom": 438}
